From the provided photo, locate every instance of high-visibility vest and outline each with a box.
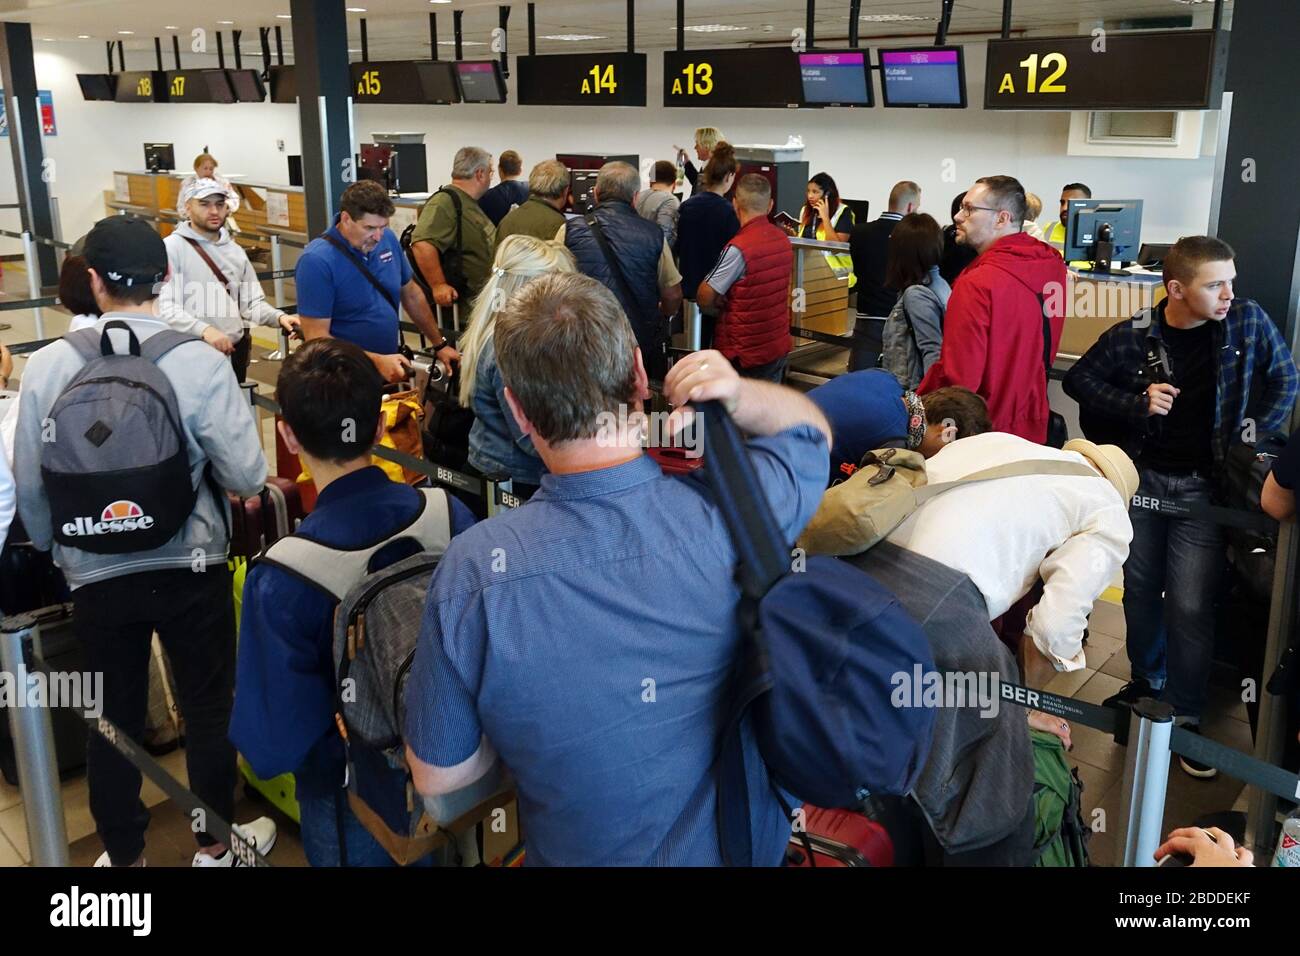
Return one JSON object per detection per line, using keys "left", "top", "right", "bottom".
{"left": 814, "top": 205, "right": 856, "bottom": 287}
{"left": 1045, "top": 220, "right": 1092, "bottom": 269}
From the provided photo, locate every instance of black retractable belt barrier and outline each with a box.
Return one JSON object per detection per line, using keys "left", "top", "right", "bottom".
{"left": 995, "top": 679, "right": 1123, "bottom": 735}
{"left": 1169, "top": 726, "right": 1300, "bottom": 802}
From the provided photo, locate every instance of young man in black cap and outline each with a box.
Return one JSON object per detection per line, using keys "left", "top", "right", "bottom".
{"left": 13, "top": 215, "right": 278, "bottom": 867}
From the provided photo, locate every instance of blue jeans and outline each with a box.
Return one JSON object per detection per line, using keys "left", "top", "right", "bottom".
{"left": 298, "top": 786, "right": 440, "bottom": 868}
{"left": 1122, "top": 468, "right": 1225, "bottom": 721}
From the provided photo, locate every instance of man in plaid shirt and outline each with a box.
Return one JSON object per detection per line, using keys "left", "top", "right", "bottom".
{"left": 1064, "top": 236, "right": 1298, "bottom": 778}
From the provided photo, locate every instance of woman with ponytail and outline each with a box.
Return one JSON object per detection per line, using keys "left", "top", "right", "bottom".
{"left": 674, "top": 142, "right": 741, "bottom": 345}
{"left": 461, "top": 235, "right": 577, "bottom": 496}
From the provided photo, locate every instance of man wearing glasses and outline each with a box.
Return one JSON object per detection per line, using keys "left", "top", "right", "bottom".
{"left": 918, "top": 175, "right": 1068, "bottom": 444}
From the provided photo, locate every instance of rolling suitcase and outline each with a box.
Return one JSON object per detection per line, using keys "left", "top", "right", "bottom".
{"left": 785, "top": 804, "right": 895, "bottom": 867}
{"left": 228, "top": 478, "right": 306, "bottom": 559}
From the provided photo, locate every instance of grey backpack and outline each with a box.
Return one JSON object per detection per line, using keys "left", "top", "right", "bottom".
{"left": 261, "top": 488, "right": 508, "bottom": 865}
{"left": 43, "top": 322, "right": 202, "bottom": 555}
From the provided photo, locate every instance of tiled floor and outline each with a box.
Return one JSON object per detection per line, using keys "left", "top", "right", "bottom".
{"left": 1, "top": 588, "right": 1258, "bottom": 868}
{"left": 1058, "top": 594, "right": 1253, "bottom": 868}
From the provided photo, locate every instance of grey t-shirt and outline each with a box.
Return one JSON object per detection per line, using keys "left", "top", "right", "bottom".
{"left": 636, "top": 189, "right": 681, "bottom": 248}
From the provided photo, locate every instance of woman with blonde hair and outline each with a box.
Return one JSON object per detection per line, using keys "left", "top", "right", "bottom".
{"left": 461, "top": 234, "right": 576, "bottom": 496}
{"left": 675, "top": 126, "right": 724, "bottom": 191}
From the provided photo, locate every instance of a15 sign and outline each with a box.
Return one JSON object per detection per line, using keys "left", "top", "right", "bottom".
{"left": 985, "top": 30, "right": 1226, "bottom": 111}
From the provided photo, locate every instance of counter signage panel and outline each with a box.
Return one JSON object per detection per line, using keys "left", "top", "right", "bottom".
{"left": 114, "top": 70, "right": 167, "bottom": 103}
{"left": 517, "top": 52, "right": 647, "bottom": 106}
{"left": 164, "top": 70, "right": 236, "bottom": 104}
{"left": 663, "top": 48, "right": 801, "bottom": 109}
{"left": 984, "top": 30, "right": 1223, "bottom": 110}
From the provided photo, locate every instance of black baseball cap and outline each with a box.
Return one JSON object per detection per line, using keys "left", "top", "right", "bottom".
{"left": 82, "top": 215, "right": 168, "bottom": 288}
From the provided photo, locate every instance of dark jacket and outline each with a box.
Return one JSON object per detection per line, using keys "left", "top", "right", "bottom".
{"left": 715, "top": 218, "right": 793, "bottom": 368}
{"left": 918, "top": 232, "right": 1068, "bottom": 443}
{"left": 939, "top": 224, "right": 978, "bottom": 288}
{"left": 849, "top": 213, "right": 903, "bottom": 318}
{"left": 565, "top": 200, "right": 669, "bottom": 375}
{"left": 675, "top": 191, "right": 740, "bottom": 298}
{"left": 479, "top": 179, "right": 529, "bottom": 226}
{"left": 1062, "top": 297, "right": 1299, "bottom": 471}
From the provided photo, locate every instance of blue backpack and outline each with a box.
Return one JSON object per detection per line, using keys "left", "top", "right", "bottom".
{"left": 699, "top": 403, "right": 936, "bottom": 865}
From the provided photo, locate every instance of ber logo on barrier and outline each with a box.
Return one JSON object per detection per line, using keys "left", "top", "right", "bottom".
{"left": 61, "top": 499, "right": 155, "bottom": 538}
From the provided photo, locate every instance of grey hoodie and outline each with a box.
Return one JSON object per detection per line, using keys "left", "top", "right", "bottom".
{"left": 13, "top": 313, "right": 267, "bottom": 588}
{"left": 158, "top": 221, "right": 284, "bottom": 342}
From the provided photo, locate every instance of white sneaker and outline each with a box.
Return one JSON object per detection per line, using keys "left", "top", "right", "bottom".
{"left": 93, "top": 850, "right": 145, "bottom": 867}
{"left": 191, "top": 816, "right": 278, "bottom": 867}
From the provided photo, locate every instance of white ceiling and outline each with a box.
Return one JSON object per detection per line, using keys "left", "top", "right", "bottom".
{"left": 6, "top": 0, "right": 1231, "bottom": 59}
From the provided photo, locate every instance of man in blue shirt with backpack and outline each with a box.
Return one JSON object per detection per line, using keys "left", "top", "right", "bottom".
{"left": 403, "top": 273, "right": 832, "bottom": 866}
{"left": 230, "top": 338, "right": 475, "bottom": 866}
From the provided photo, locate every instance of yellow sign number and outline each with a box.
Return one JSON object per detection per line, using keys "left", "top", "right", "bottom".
{"left": 357, "top": 70, "right": 382, "bottom": 97}
{"left": 671, "top": 62, "right": 713, "bottom": 97}
{"left": 1001, "top": 51, "right": 1068, "bottom": 95}
{"left": 169, "top": 75, "right": 185, "bottom": 98}
{"left": 136, "top": 76, "right": 152, "bottom": 97}
{"left": 582, "top": 64, "right": 618, "bottom": 96}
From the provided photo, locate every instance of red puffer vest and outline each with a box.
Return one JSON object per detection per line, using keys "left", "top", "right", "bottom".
{"left": 714, "top": 218, "right": 794, "bottom": 368}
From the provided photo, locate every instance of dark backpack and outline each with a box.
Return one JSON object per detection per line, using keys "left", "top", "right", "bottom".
{"left": 41, "top": 323, "right": 202, "bottom": 555}
{"left": 402, "top": 186, "right": 466, "bottom": 306}
{"left": 700, "top": 402, "right": 936, "bottom": 866}
{"left": 261, "top": 488, "right": 504, "bottom": 864}
{"left": 1222, "top": 431, "right": 1286, "bottom": 603}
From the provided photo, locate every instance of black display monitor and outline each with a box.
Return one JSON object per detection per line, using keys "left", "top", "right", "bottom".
{"left": 269, "top": 65, "right": 297, "bottom": 103}
{"left": 799, "top": 50, "right": 873, "bottom": 107}
{"left": 454, "top": 60, "right": 507, "bottom": 104}
{"left": 416, "top": 61, "right": 461, "bottom": 104}
{"left": 1064, "top": 199, "right": 1144, "bottom": 276}
{"left": 144, "top": 143, "right": 176, "bottom": 173}
{"left": 879, "top": 46, "right": 967, "bottom": 108}
{"left": 77, "top": 74, "right": 117, "bottom": 101}
{"left": 227, "top": 70, "right": 266, "bottom": 103}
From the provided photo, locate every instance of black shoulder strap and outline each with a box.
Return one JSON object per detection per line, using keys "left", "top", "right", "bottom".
{"left": 321, "top": 231, "right": 400, "bottom": 317}
{"left": 438, "top": 186, "right": 464, "bottom": 253}
{"left": 1039, "top": 293, "right": 1053, "bottom": 383}
{"left": 584, "top": 211, "right": 638, "bottom": 310}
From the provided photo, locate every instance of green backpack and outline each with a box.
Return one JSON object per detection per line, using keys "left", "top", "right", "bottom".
{"left": 1030, "top": 729, "right": 1091, "bottom": 867}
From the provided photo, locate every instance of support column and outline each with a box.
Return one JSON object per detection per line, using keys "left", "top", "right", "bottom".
{"left": 290, "top": 0, "right": 354, "bottom": 237}
{"left": 0, "top": 22, "right": 58, "bottom": 286}
{"left": 1214, "top": 0, "right": 1300, "bottom": 337}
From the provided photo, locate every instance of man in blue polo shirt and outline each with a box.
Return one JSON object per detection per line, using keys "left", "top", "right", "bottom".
{"left": 296, "top": 180, "right": 459, "bottom": 383}
{"left": 230, "top": 338, "right": 475, "bottom": 866}
{"left": 402, "top": 273, "right": 833, "bottom": 866}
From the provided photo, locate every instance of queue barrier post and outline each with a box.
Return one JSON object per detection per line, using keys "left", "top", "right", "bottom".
{"left": 20, "top": 232, "right": 45, "bottom": 339}
{"left": 685, "top": 301, "right": 702, "bottom": 353}
{"left": 1117, "top": 698, "right": 1174, "bottom": 868}
{"left": 270, "top": 234, "right": 285, "bottom": 309}
{"left": 0, "top": 613, "right": 71, "bottom": 867}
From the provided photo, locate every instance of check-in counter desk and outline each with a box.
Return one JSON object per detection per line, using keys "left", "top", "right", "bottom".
{"left": 787, "top": 239, "right": 1167, "bottom": 373}
{"left": 104, "top": 172, "right": 310, "bottom": 295}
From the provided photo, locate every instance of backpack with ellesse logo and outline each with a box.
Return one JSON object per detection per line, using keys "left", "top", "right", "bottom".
{"left": 42, "top": 322, "right": 201, "bottom": 555}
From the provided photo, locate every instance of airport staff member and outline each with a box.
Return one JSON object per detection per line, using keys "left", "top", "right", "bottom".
{"left": 295, "top": 181, "right": 459, "bottom": 383}
{"left": 1044, "top": 182, "right": 1092, "bottom": 264}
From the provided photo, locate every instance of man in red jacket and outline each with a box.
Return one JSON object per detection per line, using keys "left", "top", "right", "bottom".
{"left": 918, "top": 175, "right": 1067, "bottom": 442}
{"left": 697, "top": 174, "right": 794, "bottom": 382}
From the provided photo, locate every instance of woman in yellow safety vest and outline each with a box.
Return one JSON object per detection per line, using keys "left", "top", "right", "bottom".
{"left": 792, "top": 172, "right": 856, "bottom": 286}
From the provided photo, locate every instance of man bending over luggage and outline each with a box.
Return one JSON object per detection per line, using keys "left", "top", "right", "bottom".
{"left": 230, "top": 338, "right": 475, "bottom": 866}
{"left": 404, "top": 273, "right": 832, "bottom": 865}
{"left": 13, "top": 216, "right": 276, "bottom": 867}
